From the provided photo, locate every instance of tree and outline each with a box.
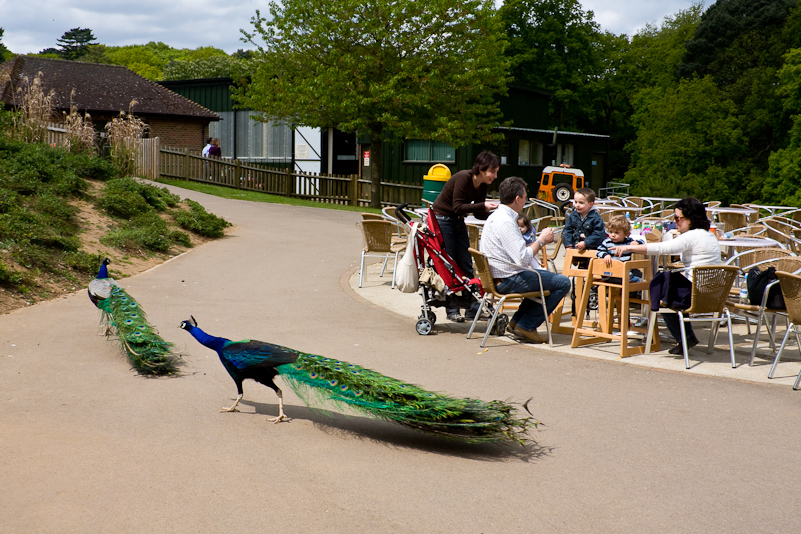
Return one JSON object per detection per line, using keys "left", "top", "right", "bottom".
{"left": 238, "top": 0, "right": 510, "bottom": 207}
{"left": 57, "top": 28, "right": 97, "bottom": 60}
{"left": 498, "top": 0, "right": 602, "bottom": 129}
{"left": 624, "top": 76, "right": 747, "bottom": 199}
{"left": 0, "top": 28, "right": 11, "bottom": 61}
{"left": 163, "top": 56, "right": 250, "bottom": 81}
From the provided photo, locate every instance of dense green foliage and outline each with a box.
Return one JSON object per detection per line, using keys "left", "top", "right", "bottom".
{"left": 238, "top": 0, "right": 510, "bottom": 207}
{"left": 173, "top": 200, "right": 232, "bottom": 238}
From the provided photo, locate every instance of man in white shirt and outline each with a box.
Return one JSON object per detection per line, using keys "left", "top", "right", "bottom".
{"left": 480, "top": 176, "right": 570, "bottom": 343}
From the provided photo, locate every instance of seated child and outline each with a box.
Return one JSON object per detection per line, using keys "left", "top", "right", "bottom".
{"left": 563, "top": 187, "right": 607, "bottom": 268}
{"left": 564, "top": 187, "right": 606, "bottom": 312}
{"left": 517, "top": 214, "right": 540, "bottom": 270}
{"left": 597, "top": 214, "right": 646, "bottom": 283}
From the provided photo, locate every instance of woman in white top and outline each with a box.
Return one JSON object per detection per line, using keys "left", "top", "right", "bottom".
{"left": 610, "top": 197, "right": 721, "bottom": 355}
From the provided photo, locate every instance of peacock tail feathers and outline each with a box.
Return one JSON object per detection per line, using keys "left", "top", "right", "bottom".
{"left": 276, "top": 353, "right": 535, "bottom": 444}
{"left": 96, "top": 286, "right": 181, "bottom": 376}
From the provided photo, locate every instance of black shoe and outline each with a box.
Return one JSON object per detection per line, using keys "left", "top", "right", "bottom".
{"left": 668, "top": 338, "right": 699, "bottom": 355}
{"left": 447, "top": 312, "right": 465, "bottom": 323}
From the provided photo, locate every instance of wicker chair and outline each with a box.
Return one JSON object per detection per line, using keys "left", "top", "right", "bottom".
{"left": 466, "top": 224, "right": 481, "bottom": 251}
{"left": 727, "top": 254, "right": 801, "bottom": 365}
{"left": 356, "top": 220, "right": 407, "bottom": 289}
{"left": 645, "top": 265, "right": 740, "bottom": 369}
{"left": 467, "top": 248, "right": 552, "bottom": 347}
{"left": 716, "top": 212, "right": 748, "bottom": 235}
{"left": 768, "top": 271, "right": 801, "bottom": 388}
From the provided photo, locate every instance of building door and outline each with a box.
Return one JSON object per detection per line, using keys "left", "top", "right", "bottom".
{"left": 591, "top": 152, "right": 606, "bottom": 192}
{"left": 324, "top": 128, "right": 358, "bottom": 175}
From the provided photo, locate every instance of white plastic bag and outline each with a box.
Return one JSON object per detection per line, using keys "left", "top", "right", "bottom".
{"left": 395, "top": 222, "right": 419, "bottom": 293}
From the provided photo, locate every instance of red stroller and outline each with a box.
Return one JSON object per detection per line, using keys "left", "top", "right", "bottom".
{"left": 395, "top": 204, "right": 508, "bottom": 336}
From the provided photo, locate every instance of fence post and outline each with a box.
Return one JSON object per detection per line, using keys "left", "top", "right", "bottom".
{"left": 350, "top": 174, "right": 358, "bottom": 206}
{"left": 234, "top": 160, "right": 241, "bottom": 189}
{"left": 285, "top": 168, "right": 293, "bottom": 197}
{"left": 182, "top": 147, "right": 189, "bottom": 181}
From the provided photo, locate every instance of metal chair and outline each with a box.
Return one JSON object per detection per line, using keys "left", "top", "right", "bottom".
{"left": 768, "top": 271, "right": 801, "bottom": 388}
{"left": 356, "top": 220, "right": 407, "bottom": 289}
{"left": 645, "top": 265, "right": 740, "bottom": 369}
{"left": 467, "top": 248, "right": 552, "bottom": 347}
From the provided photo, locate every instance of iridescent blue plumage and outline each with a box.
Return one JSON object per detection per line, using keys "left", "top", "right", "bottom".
{"left": 88, "top": 258, "right": 180, "bottom": 376}
{"left": 180, "top": 316, "right": 535, "bottom": 443}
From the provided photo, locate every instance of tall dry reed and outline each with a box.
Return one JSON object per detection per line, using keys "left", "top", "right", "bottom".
{"left": 105, "top": 100, "right": 148, "bottom": 177}
{"left": 10, "top": 71, "right": 57, "bottom": 143}
{"left": 63, "top": 89, "right": 96, "bottom": 154}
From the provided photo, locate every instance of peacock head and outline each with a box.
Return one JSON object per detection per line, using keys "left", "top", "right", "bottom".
{"left": 179, "top": 315, "right": 198, "bottom": 331}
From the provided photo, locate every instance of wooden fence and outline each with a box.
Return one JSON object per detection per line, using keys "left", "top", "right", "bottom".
{"left": 44, "top": 123, "right": 159, "bottom": 180}
{"left": 158, "top": 147, "right": 423, "bottom": 207}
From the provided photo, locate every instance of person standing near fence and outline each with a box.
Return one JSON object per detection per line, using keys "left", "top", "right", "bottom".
{"left": 207, "top": 138, "right": 222, "bottom": 181}
{"left": 431, "top": 150, "right": 500, "bottom": 322}
{"left": 202, "top": 137, "right": 213, "bottom": 179}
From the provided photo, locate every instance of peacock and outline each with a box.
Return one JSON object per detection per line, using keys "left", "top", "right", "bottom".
{"left": 179, "top": 316, "right": 535, "bottom": 444}
{"left": 89, "top": 258, "right": 180, "bottom": 376}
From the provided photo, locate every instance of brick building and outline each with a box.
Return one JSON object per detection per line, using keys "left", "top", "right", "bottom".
{"left": 0, "top": 56, "right": 219, "bottom": 150}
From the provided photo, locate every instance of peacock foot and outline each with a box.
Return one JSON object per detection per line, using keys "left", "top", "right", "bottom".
{"left": 220, "top": 406, "right": 240, "bottom": 413}
{"left": 266, "top": 414, "right": 287, "bottom": 423}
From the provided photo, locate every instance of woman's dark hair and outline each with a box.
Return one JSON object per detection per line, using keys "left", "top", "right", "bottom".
{"left": 472, "top": 150, "right": 500, "bottom": 175}
{"left": 675, "top": 197, "right": 710, "bottom": 231}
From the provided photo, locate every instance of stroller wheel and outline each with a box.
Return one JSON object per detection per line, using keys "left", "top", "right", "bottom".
{"left": 588, "top": 288, "right": 599, "bottom": 311}
{"left": 415, "top": 318, "right": 433, "bottom": 335}
{"left": 423, "top": 310, "right": 437, "bottom": 325}
{"left": 492, "top": 314, "right": 509, "bottom": 336}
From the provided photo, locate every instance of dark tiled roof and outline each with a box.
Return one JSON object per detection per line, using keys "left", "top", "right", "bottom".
{"left": 0, "top": 56, "right": 219, "bottom": 120}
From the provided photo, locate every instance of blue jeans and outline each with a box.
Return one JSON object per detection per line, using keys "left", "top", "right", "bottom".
{"left": 496, "top": 270, "right": 571, "bottom": 332}
{"left": 435, "top": 215, "right": 473, "bottom": 277}
{"left": 436, "top": 215, "right": 476, "bottom": 316}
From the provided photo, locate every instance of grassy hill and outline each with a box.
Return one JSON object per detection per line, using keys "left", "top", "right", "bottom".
{"left": 0, "top": 136, "right": 231, "bottom": 314}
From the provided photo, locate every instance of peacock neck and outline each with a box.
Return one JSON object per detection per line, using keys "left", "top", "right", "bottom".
{"left": 188, "top": 326, "right": 228, "bottom": 352}
{"left": 97, "top": 264, "right": 108, "bottom": 279}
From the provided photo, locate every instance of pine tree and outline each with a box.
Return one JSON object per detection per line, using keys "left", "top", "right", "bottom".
{"left": 56, "top": 28, "right": 97, "bottom": 60}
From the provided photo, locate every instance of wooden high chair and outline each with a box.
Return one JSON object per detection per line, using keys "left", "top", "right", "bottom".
{"left": 570, "top": 257, "right": 660, "bottom": 357}
{"left": 550, "top": 248, "right": 597, "bottom": 334}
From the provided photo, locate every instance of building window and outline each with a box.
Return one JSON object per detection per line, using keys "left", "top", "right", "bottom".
{"left": 556, "top": 143, "right": 574, "bottom": 166}
{"left": 517, "top": 139, "right": 543, "bottom": 166}
{"left": 405, "top": 140, "right": 455, "bottom": 162}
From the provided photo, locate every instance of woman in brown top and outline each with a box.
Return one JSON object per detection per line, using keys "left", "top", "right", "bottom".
{"left": 432, "top": 150, "right": 500, "bottom": 322}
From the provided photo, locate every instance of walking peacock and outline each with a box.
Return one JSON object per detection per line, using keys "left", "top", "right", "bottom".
{"left": 89, "top": 258, "right": 180, "bottom": 376}
{"left": 179, "top": 316, "right": 535, "bottom": 444}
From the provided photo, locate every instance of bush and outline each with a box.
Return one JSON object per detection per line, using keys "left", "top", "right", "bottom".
{"left": 174, "top": 199, "right": 231, "bottom": 237}
{"left": 101, "top": 212, "right": 173, "bottom": 252}
{"left": 98, "top": 177, "right": 180, "bottom": 218}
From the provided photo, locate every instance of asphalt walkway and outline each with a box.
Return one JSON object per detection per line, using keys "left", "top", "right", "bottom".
{"left": 2, "top": 183, "right": 801, "bottom": 533}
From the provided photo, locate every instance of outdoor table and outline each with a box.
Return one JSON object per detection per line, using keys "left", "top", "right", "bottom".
{"left": 717, "top": 236, "right": 781, "bottom": 249}
{"left": 706, "top": 206, "right": 757, "bottom": 215}
{"left": 744, "top": 204, "right": 798, "bottom": 217}
{"left": 413, "top": 207, "right": 486, "bottom": 226}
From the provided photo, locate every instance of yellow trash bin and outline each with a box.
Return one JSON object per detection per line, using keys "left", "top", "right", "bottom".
{"left": 422, "top": 164, "right": 451, "bottom": 204}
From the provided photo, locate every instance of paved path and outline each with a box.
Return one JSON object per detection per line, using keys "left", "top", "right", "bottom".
{"left": 2, "top": 184, "right": 801, "bottom": 533}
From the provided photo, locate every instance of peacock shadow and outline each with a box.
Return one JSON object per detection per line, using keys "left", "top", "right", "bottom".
{"left": 237, "top": 399, "right": 553, "bottom": 462}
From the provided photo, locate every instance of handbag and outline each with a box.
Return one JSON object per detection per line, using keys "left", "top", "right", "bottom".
{"left": 746, "top": 266, "right": 785, "bottom": 309}
{"left": 395, "top": 222, "right": 419, "bottom": 293}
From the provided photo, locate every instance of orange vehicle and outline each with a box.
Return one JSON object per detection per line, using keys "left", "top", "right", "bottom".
{"left": 537, "top": 165, "right": 585, "bottom": 207}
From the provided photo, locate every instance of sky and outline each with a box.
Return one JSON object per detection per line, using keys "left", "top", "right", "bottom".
{"left": 0, "top": 0, "right": 702, "bottom": 55}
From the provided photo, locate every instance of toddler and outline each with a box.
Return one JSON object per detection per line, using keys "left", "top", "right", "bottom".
{"left": 517, "top": 214, "right": 540, "bottom": 269}
{"left": 597, "top": 215, "right": 646, "bottom": 283}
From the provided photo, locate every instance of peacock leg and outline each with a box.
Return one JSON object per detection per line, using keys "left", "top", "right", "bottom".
{"left": 266, "top": 389, "right": 287, "bottom": 423}
{"left": 221, "top": 394, "right": 243, "bottom": 413}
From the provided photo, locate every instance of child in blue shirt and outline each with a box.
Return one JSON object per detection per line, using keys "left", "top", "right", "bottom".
{"left": 597, "top": 215, "right": 646, "bottom": 283}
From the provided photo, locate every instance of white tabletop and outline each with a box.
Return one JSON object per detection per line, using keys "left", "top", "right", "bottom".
{"left": 717, "top": 236, "right": 781, "bottom": 248}
{"left": 706, "top": 206, "right": 757, "bottom": 214}
{"left": 414, "top": 207, "right": 486, "bottom": 226}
